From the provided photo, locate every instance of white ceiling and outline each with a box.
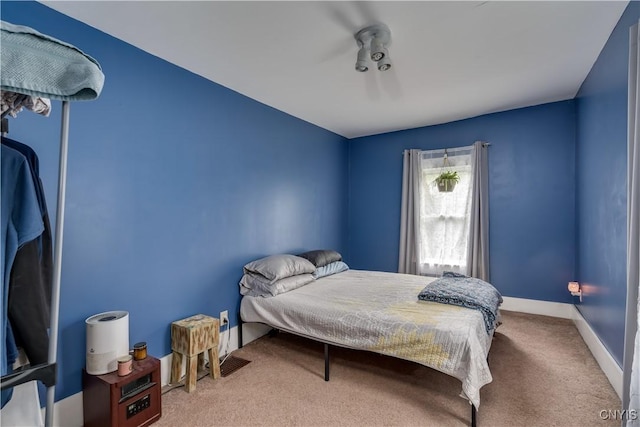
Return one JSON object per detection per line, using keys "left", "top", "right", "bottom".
{"left": 42, "top": 1, "right": 628, "bottom": 138}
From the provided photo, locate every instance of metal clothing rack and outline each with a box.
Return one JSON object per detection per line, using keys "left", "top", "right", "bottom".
{"left": 0, "top": 98, "right": 71, "bottom": 427}
{"left": 0, "top": 20, "right": 104, "bottom": 427}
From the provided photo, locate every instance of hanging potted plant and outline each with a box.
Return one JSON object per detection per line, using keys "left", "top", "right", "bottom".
{"left": 435, "top": 170, "right": 460, "bottom": 192}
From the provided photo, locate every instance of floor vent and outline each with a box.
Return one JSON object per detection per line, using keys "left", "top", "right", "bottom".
{"left": 220, "top": 355, "right": 251, "bottom": 377}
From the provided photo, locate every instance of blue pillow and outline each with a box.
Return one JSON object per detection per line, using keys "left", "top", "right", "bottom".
{"left": 313, "top": 261, "right": 349, "bottom": 279}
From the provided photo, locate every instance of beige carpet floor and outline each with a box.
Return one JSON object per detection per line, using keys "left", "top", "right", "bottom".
{"left": 156, "top": 311, "right": 620, "bottom": 427}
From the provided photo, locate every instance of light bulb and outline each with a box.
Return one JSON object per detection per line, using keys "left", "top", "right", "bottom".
{"left": 370, "top": 37, "right": 386, "bottom": 62}
{"left": 355, "top": 46, "right": 369, "bottom": 72}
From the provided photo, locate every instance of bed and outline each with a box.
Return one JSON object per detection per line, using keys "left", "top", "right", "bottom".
{"left": 238, "top": 251, "right": 501, "bottom": 426}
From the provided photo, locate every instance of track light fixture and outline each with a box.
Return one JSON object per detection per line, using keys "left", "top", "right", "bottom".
{"left": 354, "top": 23, "right": 392, "bottom": 72}
{"left": 377, "top": 55, "right": 392, "bottom": 71}
{"left": 355, "top": 45, "right": 369, "bottom": 72}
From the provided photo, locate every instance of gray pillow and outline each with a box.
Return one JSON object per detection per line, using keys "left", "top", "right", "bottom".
{"left": 239, "top": 272, "right": 315, "bottom": 297}
{"left": 243, "top": 254, "right": 315, "bottom": 284}
{"left": 297, "top": 249, "right": 342, "bottom": 268}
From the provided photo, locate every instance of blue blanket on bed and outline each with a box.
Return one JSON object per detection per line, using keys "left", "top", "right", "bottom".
{"left": 417, "top": 273, "right": 502, "bottom": 334}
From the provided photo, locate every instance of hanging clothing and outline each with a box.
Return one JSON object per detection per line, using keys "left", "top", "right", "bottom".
{"left": 2, "top": 137, "right": 52, "bottom": 367}
{"left": 2, "top": 137, "right": 49, "bottom": 215}
{"left": 1, "top": 145, "right": 44, "bottom": 408}
{"left": 8, "top": 238, "right": 50, "bottom": 366}
{"left": 2, "top": 136, "right": 53, "bottom": 303}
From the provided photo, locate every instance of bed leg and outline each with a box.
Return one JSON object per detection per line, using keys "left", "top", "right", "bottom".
{"left": 471, "top": 404, "right": 477, "bottom": 427}
{"left": 324, "top": 343, "right": 330, "bottom": 381}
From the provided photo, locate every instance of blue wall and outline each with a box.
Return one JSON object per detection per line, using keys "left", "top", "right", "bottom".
{"left": 575, "top": 1, "right": 640, "bottom": 366}
{"left": 1, "top": 2, "right": 348, "bottom": 400}
{"left": 348, "top": 101, "right": 577, "bottom": 303}
{"left": 2, "top": 0, "right": 635, "bottom": 404}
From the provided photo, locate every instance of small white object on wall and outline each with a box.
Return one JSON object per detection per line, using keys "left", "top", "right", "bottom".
{"left": 568, "top": 281, "right": 582, "bottom": 302}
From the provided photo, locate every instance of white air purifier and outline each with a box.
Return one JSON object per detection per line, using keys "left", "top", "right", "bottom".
{"left": 85, "top": 310, "right": 129, "bottom": 375}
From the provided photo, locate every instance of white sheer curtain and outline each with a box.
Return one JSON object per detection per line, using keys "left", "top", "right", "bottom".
{"left": 417, "top": 146, "right": 473, "bottom": 276}
{"left": 399, "top": 142, "right": 489, "bottom": 278}
{"left": 624, "top": 21, "right": 640, "bottom": 427}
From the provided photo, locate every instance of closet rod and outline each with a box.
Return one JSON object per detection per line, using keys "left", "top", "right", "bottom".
{"left": 45, "top": 100, "right": 70, "bottom": 427}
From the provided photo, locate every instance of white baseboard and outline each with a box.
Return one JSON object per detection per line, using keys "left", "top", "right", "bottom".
{"left": 571, "top": 305, "right": 623, "bottom": 399}
{"left": 500, "top": 296, "right": 574, "bottom": 318}
{"left": 501, "top": 296, "right": 622, "bottom": 399}
{"left": 47, "top": 302, "right": 623, "bottom": 425}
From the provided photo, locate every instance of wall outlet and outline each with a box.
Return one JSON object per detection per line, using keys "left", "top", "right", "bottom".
{"left": 220, "top": 310, "right": 229, "bottom": 326}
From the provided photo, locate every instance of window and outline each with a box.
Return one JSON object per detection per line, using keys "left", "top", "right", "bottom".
{"left": 416, "top": 148, "right": 473, "bottom": 277}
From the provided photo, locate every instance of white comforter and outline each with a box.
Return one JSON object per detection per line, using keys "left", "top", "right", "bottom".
{"left": 240, "top": 269, "right": 495, "bottom": 408}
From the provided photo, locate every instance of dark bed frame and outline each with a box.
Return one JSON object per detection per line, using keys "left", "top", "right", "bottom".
{"left": 238, "top": 315, "right": 478, "bottom": 427}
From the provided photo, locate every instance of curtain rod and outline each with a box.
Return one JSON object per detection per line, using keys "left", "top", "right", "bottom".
{"left": 401, "top": 142, "right": 490, "bottom": 155}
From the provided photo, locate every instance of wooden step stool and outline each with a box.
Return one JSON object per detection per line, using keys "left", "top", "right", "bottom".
{"left": 170, "top": 314, "right": 221, "bottom": 392}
